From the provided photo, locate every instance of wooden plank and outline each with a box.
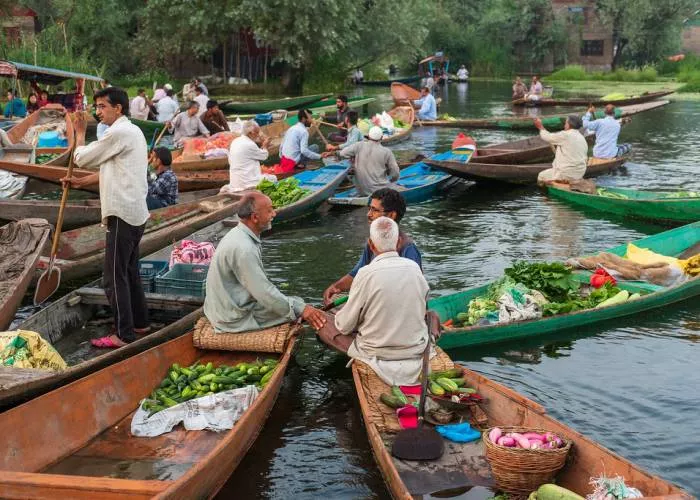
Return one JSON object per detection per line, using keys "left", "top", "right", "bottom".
{"left": 2, "top": 472, "right": 168, "bottom": 499}
{"left": 76, "top": 288, "right": 203, "bottom": 309}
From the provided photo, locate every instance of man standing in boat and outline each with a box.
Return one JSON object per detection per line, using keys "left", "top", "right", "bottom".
{"left": 62, "top": 87, "right": 151, "bottom": 348}
{"left": 204, "top": 191, "right": 327, "bottom": 332}
{"left": 277, "top": 109, "right": 322, "bottom": 174}
{"left": 534, "top": 115, "right": 588, "bottom": 184}
{"left": 323, "top": 188, "right": 422, "bottom": 304}
{"left": 317, "top": 217, "right": 431, "bottom": 386}
{"left": 583, "top": 104, "right": 630, "bottom": 160}
{"left": 167, "top": 101, "right": 210, "bottom": 147}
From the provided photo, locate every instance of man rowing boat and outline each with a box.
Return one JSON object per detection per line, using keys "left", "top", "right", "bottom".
{"left": 323, "top": 188, "right": 421, "bottom": 304}
{"left": 414, "top": 87, "right": 437, "bottom": 121}
{"left": 323, "top": 111, "right": 364, "bottom": 154}
{"left": 204, "top": 191, "right": 327, "bottom": 333}
{"left": 534, "top": 115, "right": 588, "bottom": 184}
{"left": 167, "top": 101, "right": 210, "bottom": 146}
{"left": 316, "top": 216, "right": 431, "bottom": 385}
{"left": 326, "top": 95, "right": 350, "bottom": 143}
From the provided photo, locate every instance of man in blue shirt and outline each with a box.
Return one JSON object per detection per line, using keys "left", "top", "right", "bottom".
{"left": 4, "top": 90, "right": 26, "bottom": 118}
{"left": 583, "top": 104, "right": 630, "bottom": 159}
{"left": 278, "top": 108, "right": 321, "bottom": 173}
{"left": 323, "top": 188, "right": 422, "bottom": 304}
{"left": 146, "top": 147, "right": 178, "bottom": 210}
{"left": 413, "top": 87, "right": 437, "bottom": 121}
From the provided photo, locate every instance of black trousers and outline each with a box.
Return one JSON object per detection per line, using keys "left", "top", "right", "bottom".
{"left": 103, "top": 216, "right": 149, "bottom": 342}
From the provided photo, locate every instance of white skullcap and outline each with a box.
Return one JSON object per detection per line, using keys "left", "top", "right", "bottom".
{"left": 368, "top": 126, "right": 383, "bottom": 141}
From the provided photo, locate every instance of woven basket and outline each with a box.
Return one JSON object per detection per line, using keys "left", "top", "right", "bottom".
{"left": 193, "top": 317, "right": 300, "bottom": 353}
{"left": 483, "top": 426, "right": 572, "bottom": 495}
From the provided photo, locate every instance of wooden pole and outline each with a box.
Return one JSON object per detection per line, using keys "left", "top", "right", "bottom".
{"left": 264, "top": 45, "right": 268, "bottom": 83}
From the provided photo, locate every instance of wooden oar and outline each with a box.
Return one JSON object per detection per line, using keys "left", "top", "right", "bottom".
{"left": 406, "top": 101, "right": 422, "bottom": 127}
{"left": 311, "top": 121, "right": 330, "bottom": 147}
{"left": 34, "top": 142, "right": 77, "bottom": 305}
{"left": 152, "top": 111, "right": 179, "bottom": 149}
{"left": 317, "top": 120, "right": 345, "bottom": 130}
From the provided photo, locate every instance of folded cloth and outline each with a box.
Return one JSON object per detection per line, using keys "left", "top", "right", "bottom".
{"left": 435, "top": 422, "right": 482, "bottom": 443}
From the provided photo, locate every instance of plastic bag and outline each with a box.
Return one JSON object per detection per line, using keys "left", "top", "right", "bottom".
{"left": 0, "top": 330, "right": 67, "bottom": 371}
{"left": 170, "top": 239, "right": 216, "bottom": 267}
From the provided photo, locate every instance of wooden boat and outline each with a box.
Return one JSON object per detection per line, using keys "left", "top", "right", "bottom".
{"left": 546, "top": 184, "right": 700, "bottom": 224}
{"left": 0, "top": 219, "right": 50, "bottom": 331}
{"left": 429, "top": 221, "right": 700, "bottom": 350}
{"left": 512, "top": 90, "right": 675, "bottom": 107}
{"left": 33, "top": 193, "right": 242, "bottom": 283}
{"left": 416, "top": 100, "right": 670, "bottom": 131}
{"left": 474, "top": 133, "right": 595, "bottom": 165}
{"left": 328, "top": 160, "right": 463, "bottom": 206}
{"left": 285, "top": 96, "right": 376, "bottom": 124}
{"left": 169, "top": 120, "right": 290, "bottom": 172}
{"left": 425, "top": 156, "right": 625, "bottom": 184}
{"left": 361, "top": 75, "right": 420, "bottom": 87}
{"left": 352, "top": 348, "right": 690, "bottom": 498}
{"left": 5, "top": 105, "right": 76, "bottom": 166}
{"left": 130, "top": 117, "right": 163, "bottom": 141}
{"left": 0, "top": 321, "right": 297, "bottom": 497}
{"left": 220, "top": 93, "right": 330, "bottom": 114}
{"left": 382, "top": 106, "right": 414, "bottom": 145}
{"left": 0, "top": 146, "right": 31, "bottom": 199}
{"left": 391, "top": 81, "right": 421, "bottom": 107}
{"left": 0, "top": 189, "right": 219, "bottom": 230}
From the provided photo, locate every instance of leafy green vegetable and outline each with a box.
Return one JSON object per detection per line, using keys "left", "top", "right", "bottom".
{"left": 257, "top": 177, "right": 311, "bottom": 208}
{"left": 596, "top": 188, "right": 630, "bottom": 199}
{"left": 504, "top": 261, "right": 579, "bottom": 302}
{"left": 36, "top": 153, "right": 61, "bottom": 165}
{"left": 540, "top": 282, "right": 622, "bottom": 317}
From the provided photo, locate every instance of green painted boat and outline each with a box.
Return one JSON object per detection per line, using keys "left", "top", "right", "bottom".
{"left": 286, "top": 96, "right": 377, "bottom": 124}
{"left": 220, "top": 93, "right": 331, "bottom": 114}
{"left": 547, "top": 185, "right": 700, "bottom": 224}
{"left": 429, "top": 221, "right": 700, "bottom": 350}
{"left": 131, "top": 118, "right": 164, "bottom": 141}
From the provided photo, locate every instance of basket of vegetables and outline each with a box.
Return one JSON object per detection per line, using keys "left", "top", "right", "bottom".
{"left": 483, "top": 426, "right": 572, "bottom": 495}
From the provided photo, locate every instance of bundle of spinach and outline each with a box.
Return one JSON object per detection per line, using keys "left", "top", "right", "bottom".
{"left": 504, "top": 261, "right": 579, "bottom": 303}
{"left": 257, "top": 178, "right": 311, "bottom": 208}
{"left": 541, "top": 282, "right": 622, "bottom": 316}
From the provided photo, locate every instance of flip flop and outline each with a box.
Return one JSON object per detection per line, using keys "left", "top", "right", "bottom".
{"left": 90, "top": 336, "right": 125, "bottom": 349}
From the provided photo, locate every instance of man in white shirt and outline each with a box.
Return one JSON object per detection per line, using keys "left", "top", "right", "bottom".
{"left": 316, "top": 217, "right": 431, "bottom": 386}
{"left": 528, "top": 76, "right": 543, "bottom": 101}
{"left": 62, "top": 87, "right": 150, "bottom": 349}
{"left": 220, "top": 120, "right": 277, "bottom": 194}
{"left": 129, "top": 88, "right": 149, "bottom": 120}
{"left": 156, "top": 89, "right": 179, "bottom": 122}
{"left": 535, "top": 114, "right": 589, "bottom": 184}
{"left": 168, "top": 101, "right": 210, "bottom": 146}
{"left": 353, "top": 67, "right": 364, "bottom": 84}
{"left": 193, "top": 86, "right": 208, "bottom": 119}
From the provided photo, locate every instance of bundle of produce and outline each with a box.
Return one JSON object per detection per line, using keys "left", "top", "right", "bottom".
{"left": 35, "top": 153, "right": 61, "bottom": 165}
{"left": 257, "top": 177, "right": 311, "bottom": 208}
{"left": 529, "top": 484, "right": 585, "bottom": 500}
{"left": 487, "top": 427, "right": 566, "bottom": 450}
{"left": 177, "top": 132, "right": 237, "bottom": 160}
{"left": 596, "top": 188, "right": 629, "bottom": 199}
{"left": 140, "top": 358, "right": 278, "bottom": 416}
{"left": 663, "top": 190, "right": 699, "bottom": 198}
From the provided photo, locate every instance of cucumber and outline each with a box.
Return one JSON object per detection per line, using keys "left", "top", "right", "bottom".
{"left": 210, "top": 382, "right": 218, "bottom": 392}
{"left": 533, "top": 484, "right": 585, "bottom": 500}
{"left": 197, "top": 373, "right": 216, "bottom": 383}
{"left": 380, "top": 393, "right": 405, "bottom": 409}
{"left": 449, "top": 378, "right": 466, "bottom": 387}
{"left": 391, "top": 386, "right": 408, "bottom": 405}
{"left": 260, "top": 369, "right": 275, "bottom": 386}
{"left": 263, "top": 358, "right": 278, "bottom": 366}
{"left": 457, "top": 387, "right": 476, "bottom": 394}
{"left": 430, "top": 368, "right": 463, "bottom": 380}
{"left": 169, "top": 370, "right": 179, "bottom": 383}
{"left": 247, "top": 367, "right": 260, "bottom": 376}
{"left": 259, "top": 365, "right": 271, "bottom": 375}
{"left": 429, "top": 382, "right": 445, "bottom": 396}
{"left": 436, "top": 377, "right": 460, "bottom": 393}
{"left": 212, "top": 375, "right": 238, "bottom": 384}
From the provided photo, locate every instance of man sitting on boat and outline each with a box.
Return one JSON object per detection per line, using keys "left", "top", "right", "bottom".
{"left": 326, "top": 95, "right": 350, "bottom": 142}
{"left": 527, "top": 76, "right": 543, "bottom": 101}
{"left": 146, "top": 147, "right": 178, "bottom": 210}
{"left": 512, "top": 77, "right": 527, "bottom": 100}
{"left": 534, "top": 115, "right": 588, "bottom": 184}
{"left": 414, "top": 87, "right": 437, "bottom": 121}
{"left": 129, "top": 89, "right": 150, "bottom": 121}
{"left": 336, "top": 126, "right": 400, "bottom": 196}
{"left": 156, "top": 89, "right": 179, "bottom": 123}
{"left": 201, "top": 100, "right": 230, "bottom": 134}
{"left": 583, "top": 104, "right": 630, "bottom": 160}
{"left": 278, "top": 109, "right": 322, "bottom": 174}
{"left": 457, "top": 65, "right": 469, "bottom": 82}
{"left": 220, "top": 120, "right": 277, "bottom": 194}
{"left": 317, "top": 216, "right": 430, "bottom": 385}
{"left": 204, "top": 191, "right": 327, "bottom": 333}
{"left": 323, "top": 111, "right": 364, "bottom": 154}
{"left": 167, "top": 101, "right": 210, "bottom": 147}
{"left": 4, "top": 90, "right": 26, "bottom": 118}
{"left": 323, "top": 188, "right": 421, "bottom": 303}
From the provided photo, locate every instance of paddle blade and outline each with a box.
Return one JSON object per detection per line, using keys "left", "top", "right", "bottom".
{"left": 391, "top": 426, "right": 444, "bottom": 461}
{"left": 34, "top": 267, "right": 61, "bottom": 305}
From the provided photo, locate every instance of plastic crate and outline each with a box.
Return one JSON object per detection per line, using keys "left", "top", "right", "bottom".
{"left": 254, "top": 113, "right": 273, "bottom": 126}
{"left": 155, "top": 263, "right": 209, "bottom": 298}
{"left": 138, "top": 260, "right": 169, "bottom": 292}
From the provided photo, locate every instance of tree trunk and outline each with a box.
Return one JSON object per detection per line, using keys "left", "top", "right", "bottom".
{"left": 264, "top": 45, "right": 268, "bottom": 83}
{"left": 280, "top": 64, "right": 304, "bottom": 93}
{"left": 222, "top": 38, "right": 227, "bottom": 81}
{"left": 236, "top": 32, "right": 241, "bottom": 78}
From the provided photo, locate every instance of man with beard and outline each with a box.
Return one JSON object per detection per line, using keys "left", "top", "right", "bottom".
{"left": 204, "top": 191, "right": 327, "bottom": 333}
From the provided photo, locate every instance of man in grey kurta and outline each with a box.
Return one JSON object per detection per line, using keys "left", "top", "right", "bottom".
{"left": 339, "top": 126, "right": 400, "bottom": 196}
{"left": 203, "top": 192, "right": 327, "bottom": 333}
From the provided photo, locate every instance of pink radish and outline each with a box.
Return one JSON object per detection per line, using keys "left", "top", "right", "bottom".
{"left": 489, "top": 427, "right": 502, "bottom": 443}
{"left": 510, "top": 433, "right": 532, "bottom": 449}
{"left": 522, "top": 432, "right": 545, "bottom": 441}
{"left": 528, "top": 439, "right": 545, "bottom": 449}
{"left": 497, "top": 436, "right": 516, "bottom": 447}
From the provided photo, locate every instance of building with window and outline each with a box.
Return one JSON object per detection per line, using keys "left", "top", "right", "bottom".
{"left": 682, "top": 12, "right": 700, "bottom": 55}
{"left": 1, "top": 6, "right": 37, "bottom": 47}
{"left": 552, "top": 0, "right": 614, "bottom": 71}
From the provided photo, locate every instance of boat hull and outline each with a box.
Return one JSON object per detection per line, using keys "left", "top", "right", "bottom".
{"left": 220, "top": 93, "right": 330, "bottom": 114}
{"left": 512, "top": 90, "right": 674, "bottom": 107}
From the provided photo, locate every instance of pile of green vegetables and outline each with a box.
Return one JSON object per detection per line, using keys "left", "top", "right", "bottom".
{"left": 456, "top": 261, "right": 640, "bottom": 326}
{"left": 597, "top": 188, "right": 700, "bottom": 199}
{"left": 35, "top": 153, "right": 61, "bottom": 165}
{"left": 257, "top": 178, "right": 311, "bottom": 208}
{"left": 140, "top": 359, "right": 278, "bottom": 416}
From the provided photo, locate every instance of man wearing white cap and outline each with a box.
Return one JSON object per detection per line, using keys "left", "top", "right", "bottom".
{"left": 337, "top": 126, "right": 399, "bottom": 196}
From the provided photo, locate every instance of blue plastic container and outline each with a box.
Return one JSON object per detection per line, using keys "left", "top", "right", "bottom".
{"left": 138, "top": 260, "right": 169, "bottom": 292}
{"left": 254, "top": 113, "right": 273, "bottom": 126}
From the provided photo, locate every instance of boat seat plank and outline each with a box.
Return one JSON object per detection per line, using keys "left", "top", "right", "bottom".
{"left": 77, "top": 287, "right": 203, "bottom": 310}
{"left": 0, "top": 366, "right": 54, "bottom": 388}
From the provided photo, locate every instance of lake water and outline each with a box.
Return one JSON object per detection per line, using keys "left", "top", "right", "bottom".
{"left": 219, "top": 81, "right": 700, "bottom": 498}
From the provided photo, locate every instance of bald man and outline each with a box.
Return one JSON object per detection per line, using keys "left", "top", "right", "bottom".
{"left": 204, "top": 192, "right": 327, "bottom": 333}
{"left": 583, "top": 104, "right": 630, "bottom": 159}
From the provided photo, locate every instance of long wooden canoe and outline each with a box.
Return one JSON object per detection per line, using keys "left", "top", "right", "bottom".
{"left": 0, "top": 189, "right": 219, "bottom": 230}
{"left": 429, "top": 221, "right": 700, "bottom": 350}
{"left": 417, "top": 100, "right": 669, "bottom": 131}
{"left": 352, "top": 349, "right": 690, "bottom": 498}
{"left": 475, "top": 133, "right": 596, "bottom": 165}
{"left": 391, "top": 82, "right": 421, "bottom": 106}
{"left": 546, "top": 184, "right": 700, "bottom": 224}
{"left": 425, "top": 155, "right": 625, "bottom": 184}
{"left": 362, "top": 75, "right": 420, "bottom": 87}
{"left": 383, "top": 106, "right": 414, "bottom": 145}
{"left": 221, "top": 93, "right": 330, "bottom": 114}
{"left": 33, "top": 193, "right": 242, "bottom": 283}
{"left": 0, "top": 322, "right": 297, "bottom": 498}
{"left": 512, "top": 90, "right": 675, "bottom": 107}
{"left": 0, "top": 219, "right": 50, "bottom": 331}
